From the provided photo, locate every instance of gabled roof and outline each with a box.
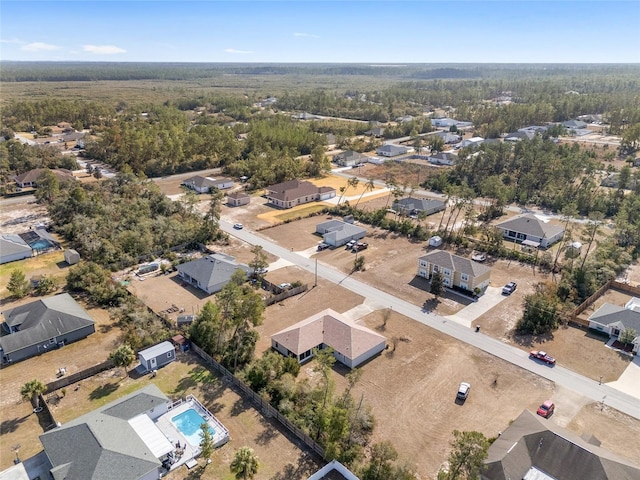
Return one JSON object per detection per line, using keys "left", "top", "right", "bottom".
{"left": 394, "top": 198, "right": 445, "bottom": 213}
{"left": 0, "top": 294, "right": 95, "bottom": 354}
{"left": 505, "top": 130, "right": 535, "bottom": 141}
{"left": 266, "top": 180, "right": 335, "bottom": 202}
{"left": 13, "top": 168, "right": 75, "bottom": 185}
{"left": 419, "top": 250, "right": 491, "bottom": 278}
{"left": 271, "top": 309, "right": 386, "bottom": 361}
{"left": 484, "top": 410, "right": 640, "bottom": 480}
{"left": 495, "top": 214, "right": 565, "bottom": 239}
{"left": 227, "top": 191, "right": 250, "bottom": 200}
{"left": 317, "top": 220, "right": 367, "bottom": 243}
{"left": 40, "top": 384, "right": 169, "bottom": 480}
{"left": 588, "top": 303, "right": 640, "bottom": 333}
{"left": 138, "top": 341, "right": 174, "bottom": 361}
{"left": 562, "top": 119, "right": 589, "bottom": 129}
{"left": 428, "top": 152, "right": 457, "bottom": 162}
{"left": 182, "top": 175, "right": 233, "bottom": 189}
{"left": 176, "top": 254, "right": 250, "bottom": 291}
{"left": 376, "top": 144, "right": 409, "bottom": 154}
{"left": 333, "top": 150, "right": 368, "bottom": 162}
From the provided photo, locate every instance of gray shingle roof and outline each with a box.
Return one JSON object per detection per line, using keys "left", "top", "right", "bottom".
{"left": 177, "top": 254, "right": 250, "bottom": 291}
{"left": 40, "top": 384, "right": 169, "bottom": 480}
{"left": 495, "top": 214, "right": 565, "bottom": 239}
{"left": 0, "top": 294, "right": 95, "bottom": 354}
{"left": 588, "top": 303, "right": 640, "bottom": 332}
{"left": 419, "top": 250, "right": 491, "bottom": 277}
{"left": 317, "top": 220, "right": 367, "bottom": 243}
{"left": 484, "top": 410, "right": 640, "bottom": 480}
{"left": 0, "top": 234, "right": 32, "bottom": 256}
{"left": 395, "top": 198, "right": 445, "bottom": 213}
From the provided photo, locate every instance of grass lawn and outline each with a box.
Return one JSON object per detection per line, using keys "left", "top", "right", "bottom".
{"left": 273, "top": 205, "right": 326, "bottom": 222}
{"left": 0, "top": 252, "right": 67, "bottom": 298}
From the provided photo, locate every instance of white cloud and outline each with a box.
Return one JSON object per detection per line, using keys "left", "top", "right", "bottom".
{"left": 224, "top": 48, "right": 254, "bottom": 54}
{"left": 293, "top": 32, "right": 319, "bottom": 38}
{"left": 83, "top": 45, "right": 126, "bottom": 55}
{"left": 1, "top": 38, "right": 24, "bottom": 44}
{"left": 21, "top": 42, "right": 60, "bottom": 52}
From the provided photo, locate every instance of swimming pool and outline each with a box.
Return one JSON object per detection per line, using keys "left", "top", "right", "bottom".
{"left": 171, "top": 408, "right": 216, "bottom": 447}
{"left": 29, "top": 239, "right": 54, "bottom": 251}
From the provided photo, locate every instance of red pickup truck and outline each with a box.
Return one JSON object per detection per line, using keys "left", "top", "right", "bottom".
{"left": 529, "top": 350, "right": 556, "bottom": 365}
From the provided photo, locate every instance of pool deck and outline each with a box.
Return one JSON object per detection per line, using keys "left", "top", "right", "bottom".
{"left": 154, "top": 396, "right": 230, "bottom": 471}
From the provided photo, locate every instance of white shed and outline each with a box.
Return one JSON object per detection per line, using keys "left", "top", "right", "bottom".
{"left": 64, "top": 249, "right": 81, "bottom": 265}
{"left": 429, "top": 235, "right": 443, "bottom": 247}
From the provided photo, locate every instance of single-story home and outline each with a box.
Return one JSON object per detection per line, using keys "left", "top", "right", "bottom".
{"left": 461, "top": 137, "right": 485, "bottom": 148}
{"left": 138, "top": 341, "right": 175, "bottom": 372}
{"left": 182, "top": 175, "right": 234, "bottom": 193}
{"left": 364, "top": 127, "right": 385, "bottom": 137}
{"left": 495, "top": 213, "right": 565, "bottom": 248}
{"left": 427, "top": 152, "right": 457, "bottom": 166}
{"left": 436, "top": 131, "right": 462, "bottom": 144}
{"left": 177, "top": 253, "right": 251, "bottom": 295}
{"left": 396, "top": 115, "right": 414, "bottom": 123}
{"left": 431, "top": 118, "right": 473, "bottom": 129}
{"left": 0, "top": 293, "right": 95, "bottom": 364}
{"left": 292, "top": 112, "right": 321, "bottom": 121}
{"left": 12, "top": 168, "right": 75, "bottom": 189}
{"left": 562, "top": 119, "right": 589, "bottom": 130}
{"left": 376, "top": 144, "right": 411, "bottom": 157}
{"left": 393, "top": 197, "right": 446, "bottom": 216}
{"left": 265, "top": 180, "right": 336, "bottom": 209}
{"left": 271, "top": 308, "right": 386, "bottom": 368}
{"left": 588, "top": 298, "right": 640, "bottom": 353}
{"left": 504, "top": 130, "right": 535, "bottom": 142}
{"left": 316, "top": 219, "right": 367, "bottom": 247}
{"left": 417, "top": 250, "right": 491, "bottom": 293}
{"left": 518, "top": 125, "right": 548, "bottom": 135}
{"left": 226, "top": 191, "right": 250, "bottom": 207}
{"left": 307, "top": 460, "right": 360, "bottom": 480}
{"left": 332, "top": 150, "right": 369, "bottom": 167}
{"left": 0, "top": 234, "right": 32, "bottom": 264}
{"left": 483, "top": 410, "right": 640, "bottom": 480}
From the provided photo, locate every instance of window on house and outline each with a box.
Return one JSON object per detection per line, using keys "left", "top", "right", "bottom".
{"left": 444, "top": 269, "right": 451, "bottom": 276}
{"left": 167, "top": 352, "right": 173, "bottom": 358}
{"left": 420, "top": 261, "right": 427, "bottom": 267}
{"left": 49, "top": 338, "right": 56, "bottom": 344}
{"left": 443, "top": 278, "right": 451, "bottom": 286}
{"left": 434, "top": 265, "right": 440, "bottom": 273}
{"left": 461, "top": 273, "right": 469, "bottom": 281}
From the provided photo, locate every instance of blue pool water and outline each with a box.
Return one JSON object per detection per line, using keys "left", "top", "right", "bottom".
{"left": 171, "top": 408, "right": 215, "bottom": 447}
{"left": 29, "top": 239, "right": 54, "bottom": 251}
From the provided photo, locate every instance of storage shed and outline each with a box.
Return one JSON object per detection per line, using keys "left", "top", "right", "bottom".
{"left": 138, "top": 341, "right": 175, "bottom": 372}
{"left": 64, "top": 249, "right": 81, "bottom": 265}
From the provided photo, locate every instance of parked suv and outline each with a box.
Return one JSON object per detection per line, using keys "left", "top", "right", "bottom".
{"left": 456, "top": 382, "right": 471, "bottom": 401}
{"left": 502, "top": 281, "right": 517, "bottom": 295}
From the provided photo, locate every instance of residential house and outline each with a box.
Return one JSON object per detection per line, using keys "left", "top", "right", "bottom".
{"left": 461, "top": 137, "right": 485, "bottom": 148}
{"left": 417, "top": 250, "right": 491, "bottom": 293}
{"left": 181, "top": 175, "right": 234, "bottom": 194}
{"left": 265, "top": 180, "right": 336, "bottom": 209}
{"left": 39, "top": 385, "right": 174, "bottom": 480}
{"left": 271, "top": 308, "right": 386, "bottom": 368}
{"left": 325, "top": 133, "right": 337, "bottom": 149}
{"left": 495, "top": 213, "right": 565, "bottom": 248}
{"left": 332, "top": 150, "right": 369, "bottom": 167}
{"left": 226, "top": 191, "right": 250, "bottom": 207}
{"left": 0, "top": 234, "right": 32, "bottom": 264}
{"left": 316, "top": 219, "right": 367, "bottom": 247}
{"left": 375, "top": 144, "right": 410, "bottom": 157}
{"left": 0, "top": 293, "right": 95, "bottom": 364}
{"left": 430, "top": 118, "right": 473, "bottom": 129}
{"left": 395, "top": 115, "right": 414, "bottom": 123}
{"left": 588, "top": 299, "right": 640, "bottom": 353}
{"left": 138, "top": 341, "right": 175, "bottom": 372}
{"left": 504, "top": 130, "right": 535, "bottom": 142}
{"left": 13, "top": 168, "right": 75, "bottom": 189}
{"left": 393, "top": 198, "right": 446, "bottom": 217}
{"left": 307, "top": 460, "right": 360, "bottom": 480}
{"left": 436, "top": 131, "right": 462, "bottom": 144}
{"left": 483, "top": 410, "right": 640, "bottom": 480}
{"left": 177, "top": 253, "right": 251, "bottom": 295}
{"left": 518, "top": 125, "right": 548, "bottom": 135}
{"left": 427, "top": 152, "right": 457, "bottom": 166}
{"left": 364, "top": 127, "right": 385, "bottom": 138}
{"left": 562, "top": 119, "right": 589, "bottom": 130}
{"left": 292, "top": 112, "right": 321, "bottom": 121}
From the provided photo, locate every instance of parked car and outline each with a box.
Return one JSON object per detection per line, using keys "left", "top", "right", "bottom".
{"left": 529, "top": 350, "right": 556, "bottom": 365}
{"left": 456, "top": 382, "right": 471, "bottom": 401}
{"left": 537, "top": 400, "right": 555, "bottom": 418}
{"left": 502, "top": 281, "right": 517, "bottom": 295}
{"left": 345, "top": 240, "right": 357, "bottom": 249}
{"left": 471, "top": 252, "right": 487, "bottom": 262}
{"left": 317, "top": 242, "right": 330, "bottom": 251}
{"left": 233, "top": 223, "right": 243, "bottom": 230}
{"left": 352, "top": 242, "right": 368, "bottom": 252}
{"left": 278, "top": 283, "right": 292, "bottom": 289}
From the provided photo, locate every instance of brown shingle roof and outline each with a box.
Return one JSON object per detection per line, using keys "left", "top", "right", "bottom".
{"left": 266, "top": 180, "right": 335, "bottom": 202}
{"left": 271, "top": 309, "right": 386, "bottom": 361}
{"left": 13, "top": 168, "right": 75, "bottom": 185}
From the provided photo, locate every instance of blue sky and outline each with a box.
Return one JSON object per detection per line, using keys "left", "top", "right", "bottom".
{"left": 1, "top": 1, "right": 639, "bottom": 63}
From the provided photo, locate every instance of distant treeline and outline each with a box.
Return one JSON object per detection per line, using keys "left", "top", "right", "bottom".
{"left": 3, "top": 61, "right": 640, "bottom": 83}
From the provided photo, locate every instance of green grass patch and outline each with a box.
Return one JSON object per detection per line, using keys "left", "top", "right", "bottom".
{"left": 274, "top": 205, "right": 325, "bottom": 222}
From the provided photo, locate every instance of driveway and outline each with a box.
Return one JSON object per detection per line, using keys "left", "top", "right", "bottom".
{"left": 606, "top": 354, "right": 640, "bottom": 400}
{"left": 444, "top": 286, "right": 507, "bottom": 328}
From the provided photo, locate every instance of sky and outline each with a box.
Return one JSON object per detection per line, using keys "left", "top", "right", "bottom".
{"left": 1, "top": 1, "right": 639, "bottom": 63}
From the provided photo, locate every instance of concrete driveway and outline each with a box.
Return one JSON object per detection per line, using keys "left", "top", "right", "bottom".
{"left": 444, "top": 286, "right": 507, "bottom": 328}
{"left": 606, "top": 354, "right": 640, "bottom": 400}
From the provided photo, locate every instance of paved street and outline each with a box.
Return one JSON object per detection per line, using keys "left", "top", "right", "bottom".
{"left": 221, "top": 220, "right": 640, "bottom": 420}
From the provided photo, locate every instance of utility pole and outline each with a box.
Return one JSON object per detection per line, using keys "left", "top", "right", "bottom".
{"left": 314, "top": 258, "right": 318, "bottom": 287}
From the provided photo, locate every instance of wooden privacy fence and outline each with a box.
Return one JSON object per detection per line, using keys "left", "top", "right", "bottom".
{"left": 191, "top": 343, "right": 324, "bottom": 458}
{"left": 264, "top": 284, "right": 308, "bottom": 306}
{"left": 45, "top": 359, "right": 114, "bottom": 392}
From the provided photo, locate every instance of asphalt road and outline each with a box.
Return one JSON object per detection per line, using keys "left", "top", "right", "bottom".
{"left": 221, "top": 220, "right": 640, "bottom": 420}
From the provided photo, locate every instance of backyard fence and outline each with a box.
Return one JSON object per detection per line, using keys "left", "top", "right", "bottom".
{"left": 263, "top": 283, "right": 308, "bottom": 306}
{"left": 45, "top": 359, "right": 115, "bottom": 392}
{"left": 190, "top": 343, "right": 325, "bottom": 458}
{"left": 567, "top": 279, "right": 640, "bottom": 329}
{"left": 36, "top": 393, "right": 58, "bottom": 432}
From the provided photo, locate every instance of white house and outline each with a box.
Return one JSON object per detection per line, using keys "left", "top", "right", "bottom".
{"left": 0, "top": 235, "right": 32, "bottom": 264}
{"left": 495, "top": 214, "right": 565, "bottom": 248}
{"left": 316, "top": 219, "right": 367, "bottom": 247}
{"left": 588, "top": 299, "right": 640, "bottom": 353}
{"left": 461, "top": 137, "right": 485, "bottom": 148}
{"left": 375, "top": 144, "right": 410, "bottom": 157}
